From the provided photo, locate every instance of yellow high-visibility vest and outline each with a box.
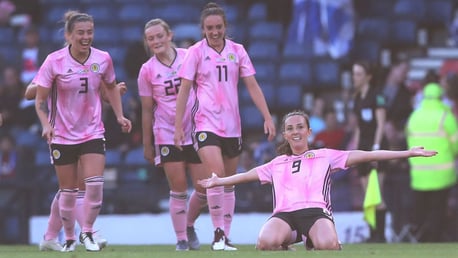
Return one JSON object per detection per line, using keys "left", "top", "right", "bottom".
{"left": 406, "top": 100, "right": 458, "bottom": 191}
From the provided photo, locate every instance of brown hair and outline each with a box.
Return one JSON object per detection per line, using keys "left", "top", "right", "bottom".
{"left": 200, "top": 2, "right": 227, "bottom": 35}
{"left": 276, "top": 110, "right": 310, "bottom": 156}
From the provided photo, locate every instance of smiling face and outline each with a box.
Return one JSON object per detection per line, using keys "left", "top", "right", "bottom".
{"left": 66, "top": 21, "right": 93, "bottom": 57}
{"left": 283, "top": 114, "right": 312, "bottom": 154}
{"left": 144, "top": 23, "right": 173, "bottom": 56}
{"left": 202, "top": 14, "right": 225, "bottom": 49}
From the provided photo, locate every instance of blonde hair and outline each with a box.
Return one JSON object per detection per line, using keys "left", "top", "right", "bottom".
{"left": 143, "top": 18, "right": 173, "bottom": 57}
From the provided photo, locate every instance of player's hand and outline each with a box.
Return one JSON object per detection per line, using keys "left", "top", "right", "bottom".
{"left": 143, "top": 145, "right": 155, "bottom": 164}
{"left": 117, "top": 117, "right": 132, "bottom": 133}
{"left": 173, "top": 128, "right": 185, "bottom": 151}
{"left": 41, "top": 125, "right": 54, "bottom": 144}
{"left": 410, "top": 146, "right": 438, "bottom": 157}
{"left": 197, "top": 173, "right": 219, "bottom": 188}
{"left": 116, "top": 81, "right": 127, "bottom": 95}
{"left": 264, "top": 119, "right": 276, "bottom": 141}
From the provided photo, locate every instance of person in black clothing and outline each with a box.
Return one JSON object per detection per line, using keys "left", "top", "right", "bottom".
{"left": 352, "top": 60, "right": 387, "bottom": 242}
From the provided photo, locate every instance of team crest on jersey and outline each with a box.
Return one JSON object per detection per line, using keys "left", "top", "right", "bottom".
{"left": 161, "top": 146, "right": 170, "bottom": 156}
{"left": 228, "top": 53, "right": 236, "bottom": 62}
{"left": 198, "top": 132, "right": 207, "bottom": 142}
{"left": 52, "top": 149, "right": 61, "bottom": 160}
{"left": 90, "top": 63, "right": 100, "bottom": 73}
{"left": 304, "top": 151, "right": 315, "bottom": 159}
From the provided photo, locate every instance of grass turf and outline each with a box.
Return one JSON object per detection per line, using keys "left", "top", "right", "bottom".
{"left": 0, "top": 243, "right": 456, "bottom": 258}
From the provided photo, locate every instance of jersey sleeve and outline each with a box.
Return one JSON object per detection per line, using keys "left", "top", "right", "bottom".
{"left": 102, "top": 53, "right": 116, "bottom": 85}
{"left": 325, "top": 149, "right": 350, "bottom": 170}
{"left": 238, "top": 45, "right": 256, "bottom": 78}
{"left": 178, "top": 46, "right": 199, "bottom": 81}
{"left": 137, "top": 63, "right": 153, "bottom": 97}
{"left": 34, "top": 55, "right": 54, "bottom": 88}
{"left": 256, "top": 160, "right": 274, "bottom": 184}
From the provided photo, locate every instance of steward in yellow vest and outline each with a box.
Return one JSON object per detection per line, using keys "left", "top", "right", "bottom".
{"left": 406, "top": 83, "right": 457, "bottom": 242}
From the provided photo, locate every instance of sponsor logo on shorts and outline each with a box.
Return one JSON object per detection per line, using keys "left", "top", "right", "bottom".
{"left": 52, "top": 149, "right": 61, "bottom": 160}
{"left": 198, "top": 132, "right": 207, "bottom": 142}
{"left": 161, "top": 146, "right": 170, "bottom": 156}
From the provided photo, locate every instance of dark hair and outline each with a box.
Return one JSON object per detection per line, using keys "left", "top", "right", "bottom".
{"left": 200, "top": 2, "right": 227, "bottom": 31}
{"left": 276, "top": 110, "right": 310, "bottom": 156}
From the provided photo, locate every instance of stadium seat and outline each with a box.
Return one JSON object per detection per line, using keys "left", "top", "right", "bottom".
{"left": 282, "top": 41, "right": 315, "bottom": 62}
{"left": 424, "top": 0, "right": 453, "bottom": 27}
{"left": 393, "top": 0, "right": 426, "bottom": 22}
{"left": 248, "top": 22, "right": 284, "bottom": 43}
{"left": 173, "top": 23, "right": 201, "bottom": 44}
{"left": 357, "top": 17, "right": 391, "bottom": 44}
{"left": 105, "top": 149, "right": 124, "bottom": 167}
{"left": 247, "top": 2, "right": 268, "bottom": 23}
{"left": 276, "top": 84, "right": 303, "bottom": 110}
{"left": 102, "top": 46, "right": 127, "bottom": 66}
{"left": 118, "top": 4, "right": 153, "bottom": 24}
{"left": 85, "top": 5, "right": 117, "bottom": 25}
{"left": 152, "top": 4, "right": 201, "bottom": 25}
{"left": 390, "top": 19, "right": 418, "bottom": 46}
{"left": 252, "top": 62, "right": 277, "bottom": 82}
{"left": 121, "top": 24, "right": 143, "bottom": 43}
{"left": 124, "top": 147, "right": 149, "bottom": 166}
{"left": 278, "top": 61, "right": 313, "bottom": 86}
{"left": 313, "top": 58, "right": 341, "bottom": 89}
{"left": 351, "top": 39, "right": 381, "bottom": 63}
{"left": 240, "top": 104, "right": 264, "bottom": 131}
{"left": 248, "top": 41, "right": 280, "bottom": 62}
{"left": 0, "top": 27, "right": 15, "bottom": 45}
{"left": 94, "top": 25, "right": 122, "bottom": 45}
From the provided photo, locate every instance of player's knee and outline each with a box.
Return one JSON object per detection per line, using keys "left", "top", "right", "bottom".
{"left": 256, "top": 237, "right": 282, "bottom": 251}
{"left": 313, "top": 238, "right": 341, "bottom": 250}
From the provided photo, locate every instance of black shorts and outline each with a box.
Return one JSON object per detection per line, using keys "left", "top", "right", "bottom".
{"left": 272, "top": 208, "right": 334, "bottom": 240}
{"left": 50, "top": 138, "right": 106, "bottom": 165}
{"left": 193, "top": 131, "right": 242, "bottom": 158}
{"left": 155, "top": 144, "right": 201, "bottom": 165}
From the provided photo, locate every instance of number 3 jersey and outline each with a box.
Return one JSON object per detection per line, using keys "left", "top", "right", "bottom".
{"left": 34, "top": 46, "right": 116, "bottom": 144}
{"left": 256, "top": 148, "right": 350, "bottom": 214}
{"left": 137, "top": 48, "right": 194, "bottom": 145}
{"left": 178, "top": 38, "right": 256, "bottom": 138}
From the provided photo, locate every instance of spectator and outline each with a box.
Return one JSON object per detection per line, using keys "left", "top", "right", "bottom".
{"left": 406, "top": 83, "right": 458, "bottom": 242}
{"left": 312, "top": 109, "right": 345, "bottom": 149}
{"left": 0, "top": 66, "right": 23, "bottom": 131}
{"left": 0, "top": 133, "right": 16, "bottom": 180}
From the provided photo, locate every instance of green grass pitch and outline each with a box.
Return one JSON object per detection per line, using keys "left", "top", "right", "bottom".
{"left": 0, "top": 243, "right": 457, "bottom": 258}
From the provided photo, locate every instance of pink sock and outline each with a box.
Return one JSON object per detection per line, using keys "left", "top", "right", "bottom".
{"left": 44, "top": 191, "right": 63, "bottom": 240}
{"left": 169, "top": 191, "right": 188, "bottom": 241}
{"left": 59, "top": 189, "right": 77, "bottom": 240}
{"left": 75, "top": 190, "right": 85, "bottom": 230}
{"left": 187, "top": 190, "right": 207, "bottom": 227}
{"left": 223, "top": 186, "right": 235, "bottom": 237}
{"left": 207, "top": 186, "right": 224, "bottom": 230}
{"left": 81, "top": 176, "right": 103, "bottom": 233}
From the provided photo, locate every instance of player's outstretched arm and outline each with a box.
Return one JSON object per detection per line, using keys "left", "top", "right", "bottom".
{"left": 345, "top": 146, "right": 437, "bottom": 167}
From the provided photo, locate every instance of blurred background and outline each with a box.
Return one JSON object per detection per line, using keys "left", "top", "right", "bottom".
{"left": 0, "top": 0, "right": 457, "bottom": 244}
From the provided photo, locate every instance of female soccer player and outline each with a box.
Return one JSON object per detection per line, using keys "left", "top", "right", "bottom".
{"left": 198, "top": 110, "right": 437, "bottom": 251}
{"left": 26, "top": 81, "right": 126, "bottom": 251}
{"left": 173, "top": 2, "right": 276, "bottom": 251}
{"left": 34, "top": 10, "right": 131, "bottom": 252}
{"left": 137, "top": 18, "right": 207, "bottom": 251}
